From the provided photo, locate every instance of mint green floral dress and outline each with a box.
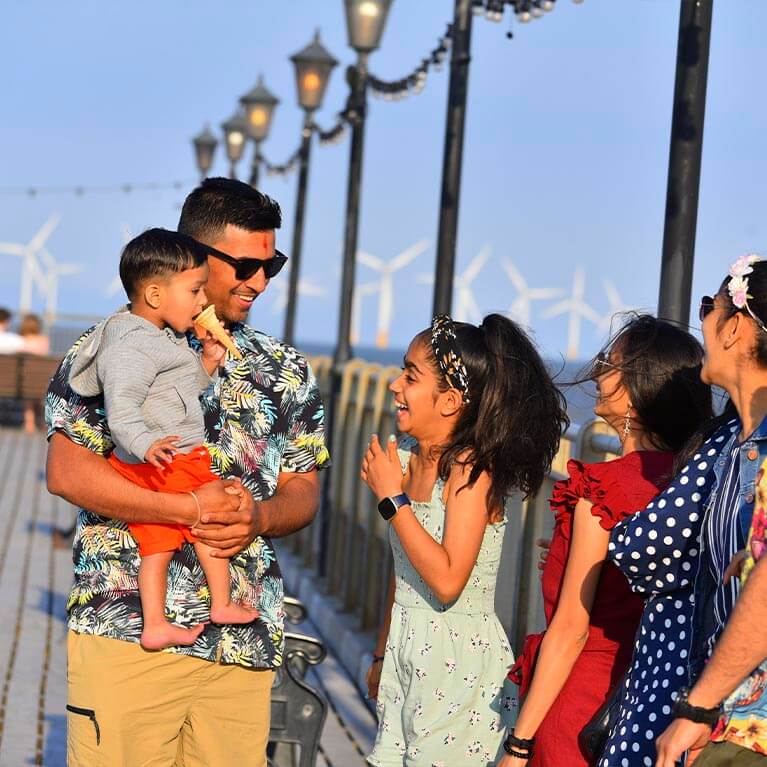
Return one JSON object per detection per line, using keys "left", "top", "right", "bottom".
{"left": 368, "top": 441, "right": 516, "bottom": 767}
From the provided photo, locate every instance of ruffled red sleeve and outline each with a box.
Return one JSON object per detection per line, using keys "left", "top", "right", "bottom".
{"left": 550, "top": 458, "right": 634, "bottom": 532}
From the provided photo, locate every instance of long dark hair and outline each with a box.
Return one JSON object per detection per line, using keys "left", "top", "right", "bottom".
{"left": 417, "top": 313, "right": 569, "bottom": 515}
{"left": 584, "top": 314, "right": 712, "bottom": 453}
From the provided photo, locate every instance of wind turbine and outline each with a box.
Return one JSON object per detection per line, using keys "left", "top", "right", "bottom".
{"left": 542, "top": 266, "right": 600, "bottom": 361}
{"left": 597, "top": 279, "right": 636, "bottom": 334}
{"left": 271, "top": 277, "right": 326, "bottom": 314}
{"left": 0, "top": 214, "right": 60, "bottom": 312}
{"left": 501, "top": 259, "right": 563, "bottom": 327}
{"left": 350, "top": 281, "right": 380, "bottom": 346}
{"left": 417, "top": 244, "right": 491, "bottom": 324}
{"left": 38, "top": 247, "right": 83, "bottom": 321}
{"left": 358, "top": 238, "right": 429, "bottom": 348}
{"left": 106, "top": 224, "right": 134, "bottom": 297}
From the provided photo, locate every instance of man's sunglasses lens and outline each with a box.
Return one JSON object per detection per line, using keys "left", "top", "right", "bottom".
{"left": 234, "top": 253, "right": 288, "bottom": 281}
{"left": 699, "top": 295, "right": 715, "bottom": 322}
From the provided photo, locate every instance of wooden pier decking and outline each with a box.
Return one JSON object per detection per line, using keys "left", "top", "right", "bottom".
{"left": 0, "top": 429, "right": 376, "bottom": 766}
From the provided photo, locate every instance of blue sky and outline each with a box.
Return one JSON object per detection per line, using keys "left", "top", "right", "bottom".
{"left": 2, "top": 0, "right": 766, "bottom": 360}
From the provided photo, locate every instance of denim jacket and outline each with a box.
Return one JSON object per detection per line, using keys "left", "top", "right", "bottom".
{"left": 691, "top": 414, "right": 767, "bottom": 677}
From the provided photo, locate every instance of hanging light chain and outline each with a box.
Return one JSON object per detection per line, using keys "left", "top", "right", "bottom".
{"left": 367, "top": 21, "right": 453, "bottom": 101}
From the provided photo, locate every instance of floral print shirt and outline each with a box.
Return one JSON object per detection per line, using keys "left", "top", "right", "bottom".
{"left": 45, "top": 320, "right": 329, "bottom": 669}
{"left": 711, "top": 459, "right": 767, "bottom": 753}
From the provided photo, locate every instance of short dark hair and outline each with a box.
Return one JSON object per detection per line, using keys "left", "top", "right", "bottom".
{"left": 119, "top": 228, "right": 208, "bottom": 299}
{"left": 177, "top": 177, "right": 282, "bottom": 244}
{"left": 586, "top": 313, "right": 712, "bottom": 452}
{"left": 0, "top": 308, "right": 11, "bottom": 324}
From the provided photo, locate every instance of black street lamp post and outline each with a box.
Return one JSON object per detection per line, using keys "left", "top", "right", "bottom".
{"left": 240, "top": 75, "right": 280, "bottom": 189}
{"left": 192, "top": 124, "right": 219, "bottom": 181}
{"left": 334, "top": 0, "right": 394, "bottom": 368}
{"left": 432, "top": 0, "right": 474, "bottom": 316}
{"left": 284, "top": 31, "right": 339, "bottom": 345}
{"left": 318, "top": 0, "right": 394, "bottom": 577}
{"left": 221, "top": 110, "right": 249, "bottom": 180}
{"left": 658, "top": 0, "right": 713, "bottom": 325}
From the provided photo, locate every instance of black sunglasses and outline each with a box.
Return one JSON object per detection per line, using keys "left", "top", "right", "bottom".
{"left": 594, "top": 351, "right": 620, "bottom": 375}
{"left": 699, "top": 295, "right": 715, "bottom": 323}
{"left": 206, "top": 245, "right": 288, "bottom": 281}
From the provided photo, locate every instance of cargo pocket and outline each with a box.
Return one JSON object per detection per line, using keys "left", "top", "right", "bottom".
{"left": 66, "top": 704, "right": 101, "bottom": 746}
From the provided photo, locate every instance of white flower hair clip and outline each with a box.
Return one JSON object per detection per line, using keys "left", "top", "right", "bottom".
{"left": 728, "top": 253, "right": 767, "bottom": 331}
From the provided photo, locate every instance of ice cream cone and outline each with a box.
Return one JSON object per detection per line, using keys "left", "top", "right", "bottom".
{"left": 194, "top": 305, "right": 242, "bottom": 360}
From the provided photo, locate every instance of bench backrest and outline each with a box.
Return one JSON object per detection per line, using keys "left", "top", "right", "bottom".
{"left": 0, "top": 354, "right": 62, "bottom": 401}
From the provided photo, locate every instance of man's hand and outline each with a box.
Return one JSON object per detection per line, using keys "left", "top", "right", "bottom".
{"left": 193, "top": 479, "right": 243, "bottom": 521}
{"left": 144, "top": 436, "right": 180, "bottom": 468}
{"left": 655, "top": 719, "right": 712, "bottom": 767}
{"left": 537, "top": 537, "right": 551, "bottom": 572}
{"left": 192, "top": 483, "right": 261, "bottom": 557}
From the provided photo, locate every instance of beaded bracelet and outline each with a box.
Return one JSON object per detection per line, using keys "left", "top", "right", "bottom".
{"left": 503, "top": 730, "right": 535, "bottom": 759}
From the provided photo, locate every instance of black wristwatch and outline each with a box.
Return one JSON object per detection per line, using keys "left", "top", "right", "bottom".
{"left": 672, "top": 687, "right": 723, "bottom": 726}
{"left": 377, "top": 493, "right": 410, "bottom": 521}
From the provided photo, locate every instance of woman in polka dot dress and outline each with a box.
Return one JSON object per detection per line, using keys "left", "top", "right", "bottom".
{"left": 606, "top": 256, "right": 767, "bottom": 765}
{"left": 501, "top": 316, "right": 711, "bottom": 767}
{"left": 605, "top": 417, "right": 738, "bottom": 767}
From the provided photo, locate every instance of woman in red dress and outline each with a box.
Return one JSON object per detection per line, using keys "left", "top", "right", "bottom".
{"left": 498, "top": 315, "right": 712, "bottom": 767}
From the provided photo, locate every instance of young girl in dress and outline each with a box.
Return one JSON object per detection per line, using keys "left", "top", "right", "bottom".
{"left": 362, "top": 313, "right": 567, "bottom": 767}
{"left": 499, "top": 315, "right": 711, "bottom": 767}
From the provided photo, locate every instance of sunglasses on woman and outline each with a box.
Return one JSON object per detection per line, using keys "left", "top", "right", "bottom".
{"left": 206, "top": 245, "right": 288, "bottom": 282}
{"left": 699, "top": 295, "right": 715, "bottom": 322}
{"left": 594, "top": 351, "right": 620, "bottom": 374}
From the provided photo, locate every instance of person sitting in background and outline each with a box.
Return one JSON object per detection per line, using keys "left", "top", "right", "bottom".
{"left": 0, "top": 308, "right": 23, "bottom": 354}
{"left": 19, "top": 314, "right": 50, "bottom": 356}
{"left": 19, "top": 313, "right": 50, "bottom": 432}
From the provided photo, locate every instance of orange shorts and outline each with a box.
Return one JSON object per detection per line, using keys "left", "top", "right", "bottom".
{"left": 108, "top": 446, "right": 217, "bottom": 556}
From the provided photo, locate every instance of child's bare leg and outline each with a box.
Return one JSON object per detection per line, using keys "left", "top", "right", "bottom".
{"left": 138, "top": 550, "right": 205, "bottom": 650}
{"left": 194, "top": 542, "right": 258, "bottom": 624}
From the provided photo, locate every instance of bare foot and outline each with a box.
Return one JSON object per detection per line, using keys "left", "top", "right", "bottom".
{"left": 209, "top": 603, "right": 259, "bottom": 625}
{"left": 140, "top": 621, "right": 205, "bottom": 650}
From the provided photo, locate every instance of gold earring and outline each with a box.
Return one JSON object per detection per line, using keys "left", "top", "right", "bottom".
{"left": 622, "top": 406, "right": 632, "bottom": 440}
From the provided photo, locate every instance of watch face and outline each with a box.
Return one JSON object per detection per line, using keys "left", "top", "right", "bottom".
{"left": 377, "top": 497, "right": 397, "bottom": 520}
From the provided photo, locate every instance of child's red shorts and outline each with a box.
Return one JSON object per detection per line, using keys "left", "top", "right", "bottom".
{"left": 108, "top": 445, "right": 217, "bottom": 556}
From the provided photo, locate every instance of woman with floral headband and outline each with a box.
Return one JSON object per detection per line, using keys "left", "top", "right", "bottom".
{"left": 500, "top": 315, "right": 711, "bottom": 767}
{"left": 613, "top": 255, "right": 767, "bottom": 767}
{"left": 361, "top": 313, "right": 567, "bottom": 767}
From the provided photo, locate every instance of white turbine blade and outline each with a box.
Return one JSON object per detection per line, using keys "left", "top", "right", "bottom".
{"left": 602, "top": 278, "right": 623, "bottom": 310}
{"left": 528, "top": 287, "right": 563, "bottom": 300}
{"left": 357, "top": 250, "right": 384, "bottom": 271}
{"left": 57, "top": 263, "right": 83, "bottom": 276}
{"left": 461, "top": 244, "right": 491, "bottom": 284}
{"left": 29, "top": 214, "right": 61, "bottom": 252}
{"left": 389, "top": 238, "right": 430, "bottom": 272}
{"left": 0, "top": 243, "right": 25, "bottom": 256}
{"left": 542, "top": 299, "right": 571, "bottom": 319}
{"left": 501, "top": 259, "right": 526, "bottom": 292}
{"left": 297, "top": 281, "right": 327, "bottom": 297}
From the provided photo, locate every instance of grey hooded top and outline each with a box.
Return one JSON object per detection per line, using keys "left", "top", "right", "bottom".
{"left": 68, "top": 311, "right": 214, "bottom": 464}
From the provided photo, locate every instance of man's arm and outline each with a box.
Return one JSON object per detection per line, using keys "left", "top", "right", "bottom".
{"left": 656, "top": 554, "right": 767, "bottom": 766}
{"left": 192, "top": 469, "right": 320, "bottom": 557}
{"left": 47, "top": 432, "right": 240, "bottom": 524}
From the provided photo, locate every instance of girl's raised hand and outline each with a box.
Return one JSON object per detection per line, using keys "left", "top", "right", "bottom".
{"left": 360, "top": 434, "right": 403, "bottom": 500}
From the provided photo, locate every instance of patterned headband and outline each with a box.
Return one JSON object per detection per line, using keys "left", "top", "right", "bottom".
{"left": 728, "top": 254, "right": 767, "bottom": 333}
{"left": 430, "top": 314, "right": 471, "bottom": 403}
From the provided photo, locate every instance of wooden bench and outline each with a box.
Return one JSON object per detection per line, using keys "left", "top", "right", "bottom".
{"left": 0, "top": 354, "right": 61, "bottom": 402}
